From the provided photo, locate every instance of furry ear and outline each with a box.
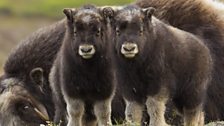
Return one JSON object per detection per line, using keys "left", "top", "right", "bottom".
{"left": 63, "top": 8, "right": 76, "bottom": 22}
{"left": 30, "top": 68, "right": 44, "bottom": 87}
{"left": 101, "top": 7, "right": 115, "bottom": 19}
{"left": 143, "top": 7, "right": 156, "bottom": 20}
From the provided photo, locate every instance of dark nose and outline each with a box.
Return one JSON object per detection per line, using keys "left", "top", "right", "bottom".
{"left": 80, "top": 46, "right": 93, "bottom": 53}
{"left": 123, "top": 45, "right": 136, "bottom": 52}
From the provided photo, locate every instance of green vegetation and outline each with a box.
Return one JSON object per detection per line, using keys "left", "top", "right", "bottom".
{"left": 206, "top": 121, "right": 224, "bottom": 126}
{"left": 42, "top": 120, "right": 224, "bottom": 126}
{"left": 0, "top": 0, "right": 133, "bottom": 18}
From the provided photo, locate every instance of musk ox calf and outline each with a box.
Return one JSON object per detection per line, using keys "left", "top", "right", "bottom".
{"left": 110, "top": 6, "right": 212, "bottom": 126}
{"left": 135, "top": 0, "right": 224, "bottom": 121}
{"left": 50, "top": 5, "right": 116, "bottom": 126}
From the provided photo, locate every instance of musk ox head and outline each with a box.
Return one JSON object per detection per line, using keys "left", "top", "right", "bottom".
{"left": 62, "top": 5, "right": 114, "bottom": 60}
{"left": 109, "top": 5, "right": 155, "bottom": 60}
{"left": 0, "top": 68, "right": 50, "bottom": 126}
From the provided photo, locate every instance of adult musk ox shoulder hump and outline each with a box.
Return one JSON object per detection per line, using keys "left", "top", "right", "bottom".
{"left": 135, "top": 0, "right": 224, "bottom": 121}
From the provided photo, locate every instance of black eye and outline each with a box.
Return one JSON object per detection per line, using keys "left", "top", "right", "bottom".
{"left": 96, "top": 28, "right": 101, "bottom": 37}
{"left": 116, "top": 27, "right": 120, "bottom": 36}
{"left": 120, "top": 21, "right": 127, "bottom": 30}
{"left": 15, "top": 101, "right": 34, "bottom": 118}
{"left": 15, "top": 101, "right": 47, "bottom": 124}
{"left": 16, "top": 102, "right": 33, "bottom": 113}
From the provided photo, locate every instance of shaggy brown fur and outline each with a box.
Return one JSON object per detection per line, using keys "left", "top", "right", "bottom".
{"left": 0, "top": 20, "right": 66, "bottom": 126}
{"left": 135, "top": 0, "right": 224, "bottom": 121}
{"left": 0, "top": 6, "right": 125, "bottom": 126}
{"left": 110, "top": 5, "right": 213, "bottom": 126}
{"left": 50, "top": 5, "right": 116, "bottom": 126}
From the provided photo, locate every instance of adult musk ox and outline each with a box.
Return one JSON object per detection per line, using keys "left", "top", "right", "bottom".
{"left": 0, "top": 19, "right": 66, "bottom": 126}
{"left": 135, "top": 0, "right": 224, "bottom": 121}
{"left": 109, "top": 5, "right": 212, "bottom": 126}
{"left": 0, "top": 71, "right": 50, "bottom": 126}
{"left": 49, "top": 5, "right": 116, "bottom": 126}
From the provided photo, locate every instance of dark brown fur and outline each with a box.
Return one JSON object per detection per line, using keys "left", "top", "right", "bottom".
{"left": 0, "top": 6, "right": 125, "bottom": 125}
{"left": 135, "top": 0, "right": 224, "bottom": 121}
{"left": 111, "top": 5, "right": 212, "bottom": 125}
{"left": 50, "top": 5, "right": 116, "bottom": 126}
{"left": 0, "top": 79, "right": 49, "bottom": 126}
{"left": 0, "top": 20, "right": 66, "bottom": 126}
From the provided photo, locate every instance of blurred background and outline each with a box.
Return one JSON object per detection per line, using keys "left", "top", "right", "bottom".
{"left": 0, "top": 0, "right": 133, "bottom": 74}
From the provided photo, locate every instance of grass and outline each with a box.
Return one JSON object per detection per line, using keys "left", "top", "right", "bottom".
{"left": 41, "top": 120, "right": 141, "bottom": 126}
{"left": 40, "top": 120, "right": 224, "bottom": 126}
{"left": 205, "top": 121, "right": 224, "bottom": 126}
{"left": 0, "top": 0, "right": 133, "bottom": 18}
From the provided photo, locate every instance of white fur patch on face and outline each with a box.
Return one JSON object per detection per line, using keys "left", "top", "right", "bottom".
{"left": 75, "top": 9, "right": 101, "bottom": 22}
{"left": 81, "top": 15, "right": 92, "bottom": 23}
{"left": 119, "top": 9, "right": 141, "bottom": 22}
{"left": 76, "top": 9, "right": 95, "bottom": 16}
{"left": 78, "top": 44, "right": 96, "bottom": 59}
{"left": 1, "top": 78, "right": 21, "bottom": 91}
{"left": 121, "top": 43, "right": 139, "bottom": 58}
{"left": 125, "top": 14, "right": 133, "bottom": 22}
{"left": 2, "top": 78, "right": 19, "bottom": 85}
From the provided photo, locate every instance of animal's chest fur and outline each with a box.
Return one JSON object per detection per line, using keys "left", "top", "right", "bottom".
{"left": 117, "top": 64, "right": 161, "bottom": 104}
{"left": 62, "top": 61, "right": 114, "bottom": 102}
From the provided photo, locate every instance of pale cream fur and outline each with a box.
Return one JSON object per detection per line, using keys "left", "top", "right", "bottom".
{"left": 146, "top": 88, "right": 170, "bottom": 126}
{"left": 183, "top": 105, "right": 204, "bottom": 126}
{"left": 94, "top": 98, "right": 113, "bottom": 126}
{"left": 125, "top": 100, "right": 144, "bottom": 125}
{"left": 66, "top": 98, "right": 85, "bottom": 126}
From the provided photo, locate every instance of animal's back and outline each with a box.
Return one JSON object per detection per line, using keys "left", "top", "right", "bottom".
{"left": 4, "top": 19, "right": 66, "bottom": 79}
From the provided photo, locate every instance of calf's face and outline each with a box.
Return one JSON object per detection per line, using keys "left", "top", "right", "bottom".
{"left": 63, "top": 6, "right": 112, "bottom": 60}
{"left": 112, "top": 6, "right": 155, "bottom": 59}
